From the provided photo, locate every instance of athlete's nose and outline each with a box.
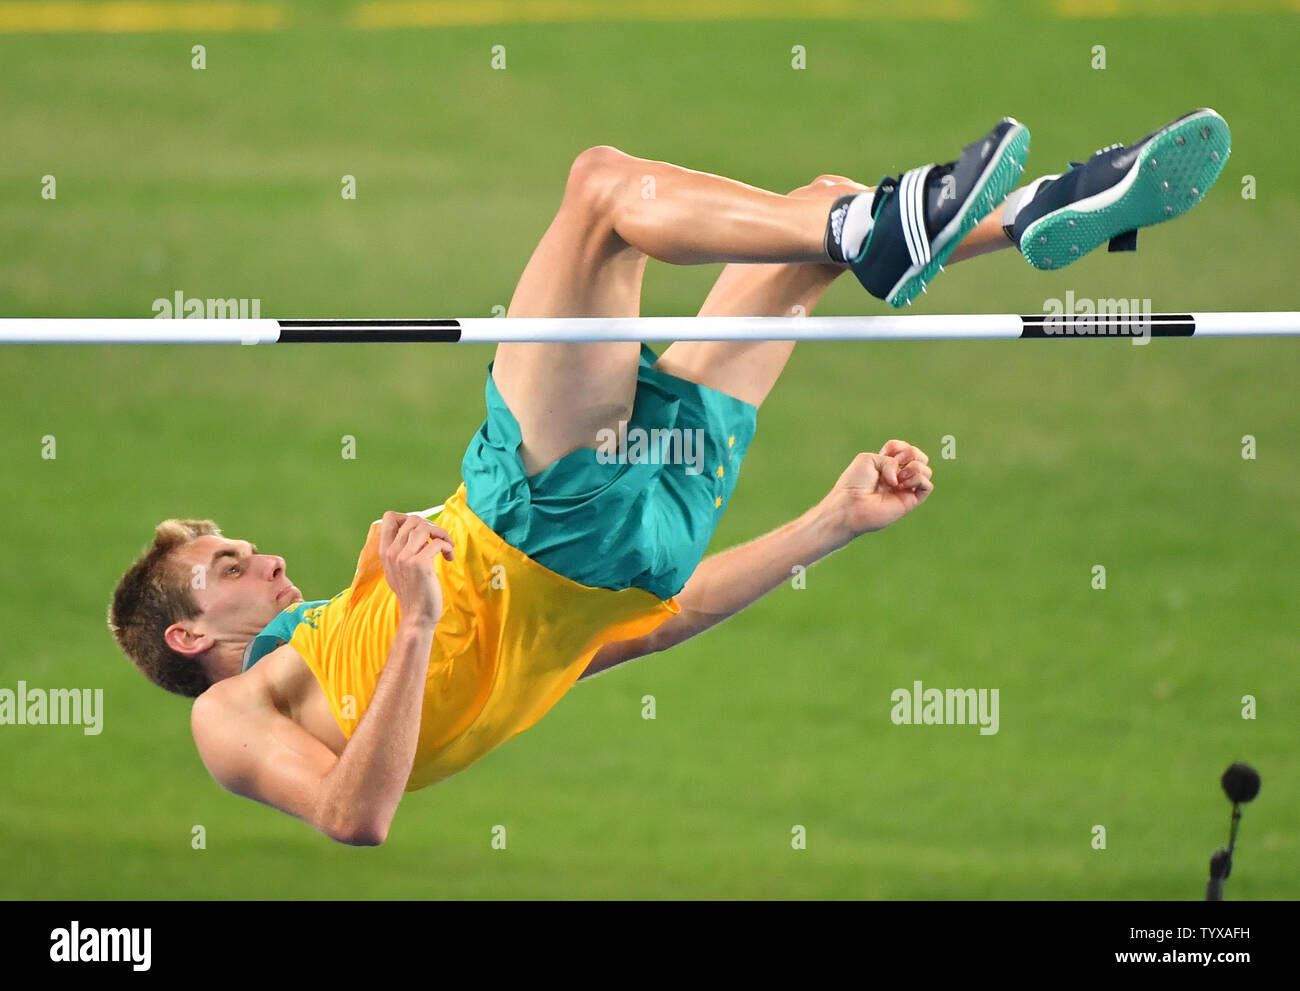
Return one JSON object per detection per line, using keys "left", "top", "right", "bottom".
{"left": 265, "top": 556, "right": 286, "bottom": 581}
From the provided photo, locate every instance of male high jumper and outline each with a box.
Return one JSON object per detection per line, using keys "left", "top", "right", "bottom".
{"left": 109, "top": 110, "right": 1230, "bottom": 844}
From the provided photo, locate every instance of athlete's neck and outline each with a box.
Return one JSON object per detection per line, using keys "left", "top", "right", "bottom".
{"left": 202, "top": 638, "right": 251, "bottom": 684}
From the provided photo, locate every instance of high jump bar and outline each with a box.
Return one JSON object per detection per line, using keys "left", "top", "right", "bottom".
{"left": 1, "top": 312, "right": 1298, "bottom": 344}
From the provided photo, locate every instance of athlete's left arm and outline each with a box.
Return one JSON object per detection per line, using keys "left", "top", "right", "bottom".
{"left": 579, "top": 440, "right": 934, "bottom": 679}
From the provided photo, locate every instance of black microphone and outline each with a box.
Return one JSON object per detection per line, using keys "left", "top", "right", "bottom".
{"left": 1206, "top": 762, "right": 1261, "bottom": 901}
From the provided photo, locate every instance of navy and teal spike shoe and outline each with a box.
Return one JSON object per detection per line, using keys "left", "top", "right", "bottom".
{"left": 848, "top": 118, "right": 1030, "bottom": 307}
{"left": 1011, "top": 108, "right": 1231, "bottom": 271}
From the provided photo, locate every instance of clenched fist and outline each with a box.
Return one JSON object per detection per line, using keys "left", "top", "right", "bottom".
{"left": 826, "top": 439, "right": 934, "bottom": 538}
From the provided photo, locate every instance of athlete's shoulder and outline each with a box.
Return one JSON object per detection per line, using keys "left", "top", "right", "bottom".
{"left": 192, "top": 642, "right": 305, "bottom": 746}
{"left": 195, "top": 643, "right": 293, "bottom": 719}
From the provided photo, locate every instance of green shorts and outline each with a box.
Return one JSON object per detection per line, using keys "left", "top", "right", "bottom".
{"left": 462, "top": 344, "right": 757, "bottom": 600}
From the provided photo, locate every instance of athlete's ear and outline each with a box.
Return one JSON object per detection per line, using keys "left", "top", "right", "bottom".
{"left": 164, "top": 622, "right": 213, "bottom": 657}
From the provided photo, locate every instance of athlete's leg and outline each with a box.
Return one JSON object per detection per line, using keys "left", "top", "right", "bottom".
{"left": 493, "top": 146, "right": 845, "bottom": 475}
{"left": 651, "top": 176, "right": 852, "bottom": 408}
{"left": 949, "top": 209, "right": 1015, "bottom": 263}
{"left": 653, "top": 176, "right": 1017, "bottom": 407}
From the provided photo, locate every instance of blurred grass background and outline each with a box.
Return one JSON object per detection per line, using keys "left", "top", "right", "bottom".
{"left": 0, "top": 0, "right": 1296, "bottom": 899}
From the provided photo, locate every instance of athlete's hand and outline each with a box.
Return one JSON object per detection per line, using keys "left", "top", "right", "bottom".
{"left": 826, "top": 440, "right": 934, "bottom": 539}
{"left": 378, "top": 512, "right": 454, "bottom": 625}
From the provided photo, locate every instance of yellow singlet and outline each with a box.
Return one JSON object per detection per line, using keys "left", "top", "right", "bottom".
{"left": 282, "top": 483, "right": 679, "bottom": 791}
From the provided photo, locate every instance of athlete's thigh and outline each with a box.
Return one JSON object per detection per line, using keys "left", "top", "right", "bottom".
{"left": 652, "top": 178, "right": 856, "bottom": 409}
{"left": 653, "top": 261, "right": 838, "bottom": 408}
{"left": 493, "top": 192, "right": 646, "bottom": 476}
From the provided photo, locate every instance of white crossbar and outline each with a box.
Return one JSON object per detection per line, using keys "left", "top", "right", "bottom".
{"left": 0, "top": 312, "right": 1297, "bottom": 344}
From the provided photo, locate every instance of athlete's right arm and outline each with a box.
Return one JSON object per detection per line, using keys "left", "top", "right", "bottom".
{"left": 191, "top": 513, "right": 454, "bottom": 846}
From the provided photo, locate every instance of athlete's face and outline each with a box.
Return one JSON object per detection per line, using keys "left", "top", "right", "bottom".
{"left": 168, "top": 536, "right": 305, "bottom": 649}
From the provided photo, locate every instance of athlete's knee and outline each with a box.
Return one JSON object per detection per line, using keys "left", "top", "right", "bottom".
{"left": 564, "top": 145, "right": 635, "bottom": 220}
{"left": 790, "top": 174, "right": 871, "bottom": 198}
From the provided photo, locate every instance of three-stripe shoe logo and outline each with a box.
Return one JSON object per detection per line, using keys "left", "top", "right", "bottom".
{"left": 898, "top": 165, "right": 934, "bottom": 268}
{"left": 830, "top": 202, "right": 846, "bottom": 242}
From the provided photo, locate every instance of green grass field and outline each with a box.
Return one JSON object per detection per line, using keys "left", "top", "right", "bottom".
{"left": 1, "top": 0, "right": 1296, "bottom": 899}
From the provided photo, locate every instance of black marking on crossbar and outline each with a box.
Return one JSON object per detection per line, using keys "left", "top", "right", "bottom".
{"left": 276, "top": 319, "right": 462, "bottom": 343}
{"left": 1019, "top": 313, "right": 1195, "bottom": 338}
